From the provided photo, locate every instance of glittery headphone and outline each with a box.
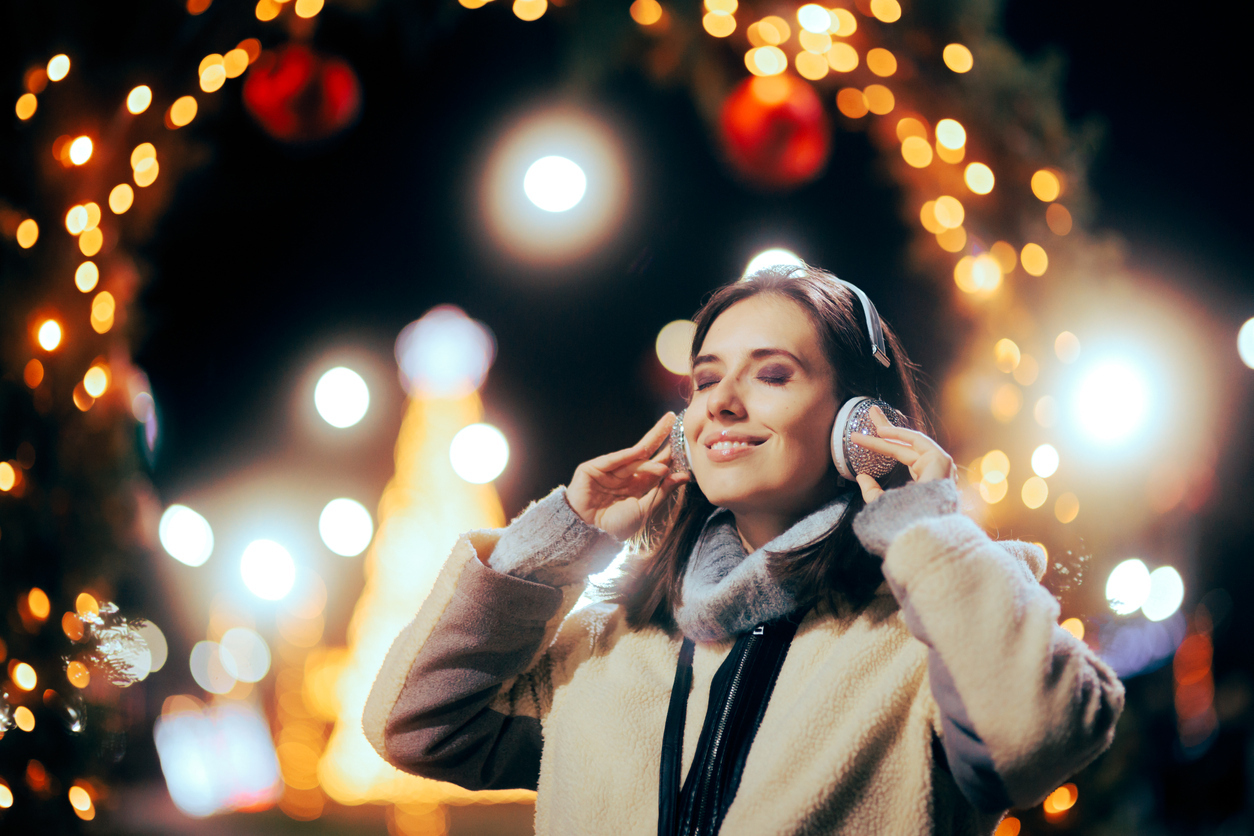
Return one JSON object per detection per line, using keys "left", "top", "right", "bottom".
{"left": 669, "top": 277, "right": 909, "bottom": 481}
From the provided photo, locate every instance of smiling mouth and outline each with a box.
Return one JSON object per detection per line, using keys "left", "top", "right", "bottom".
{"left": 708, "top": 439, "right": 764, "bottom": 452}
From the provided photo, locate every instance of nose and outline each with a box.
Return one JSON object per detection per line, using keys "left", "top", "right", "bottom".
{"left": 704, "top": 374, "right": 746, "bottom": 421}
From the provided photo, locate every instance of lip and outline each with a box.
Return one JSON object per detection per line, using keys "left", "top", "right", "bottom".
{"left": 702, "top": 432, "right": 767, "bottom": 463}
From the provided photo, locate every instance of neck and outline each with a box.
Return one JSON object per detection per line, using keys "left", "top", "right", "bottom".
{"left": 730, "top": 476, "right": 846, "bottom": 552}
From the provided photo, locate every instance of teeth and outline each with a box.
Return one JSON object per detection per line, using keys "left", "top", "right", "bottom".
{"left": 711, "top": 441, "right": 756, "bottom": 451}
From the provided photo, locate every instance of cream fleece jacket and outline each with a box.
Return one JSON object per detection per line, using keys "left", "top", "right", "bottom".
{"left": 363, "top": 480, "right": 1124, "bottom": 835}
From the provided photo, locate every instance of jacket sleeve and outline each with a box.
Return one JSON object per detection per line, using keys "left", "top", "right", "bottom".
{"left": 362, "top": 487, "right": 622, "bottom": 791}
{"left": 852, "top": 479, "right": 1125, "bottom": 811}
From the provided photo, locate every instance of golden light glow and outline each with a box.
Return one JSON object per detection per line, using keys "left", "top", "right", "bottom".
{"left": 83, "top": 202, "right": 101, "bottom": 231}
{"left": 1034, "top": 395, "right": 1057, "bottom": 427}
{"left": 127, "top": 85, "right": 152, "bottom": 114}
{"left": 1046, "top": 203, "right": 1072, "bottom": 235}
{"left": 1013, "top": 354, "right": 1038, "bottom": 385}
{"left": 38, "top": 320, "right": 62, "bottom": 351}
{"left": 460, "top": 0, "right": 491, "bottom": 7}
{"left": 896, "top": 117, "right": 926, "bottom": 141}
{"left": 1060, "top": 618, "right": 1084, "bottom": 640}
{"left": 14, "top": 662, "right": 37, "bottom": 690}
{"left": 73, "top": 382, "right": 94, "bottom": 411}
{"left": 656, "top": 320, "right": 696, "bottom": 374}
{"left": 1055, "top": 492, "right": 1079, "bottom": 524}
{"left": 933, "top": 195, "right": 964, "bottom": 228}
{"left": 935, "top": 118, "right": 966, "bottom": 149}
{"left": 75, "top": 261, "right": 99, "bottom": 293}
{"left": 223, "top": 48, "right": 250, "bottom": 78}
{"left": 16, "top": 218, "right": 39, "bottom": 248}
{"left": 936, "top": 226, "right": 966, "bottom": 253}
{"left": 746, "top": 46, "right": 787, "bottom": 75}
{"left": 798, "top": 30, "right": 832, "bottom": 54}
{"left": 16, "top": 93, "right": 37, "bottom": 120}
{"left": 943, "top": 43, "right": 973, "bottom": 73}
{"left": 935, "top": 143, "right": 962, "bottom": 164}
{"left": 993, "top": 338, "right": 1021, "bottom": 372}
{"left": 69, "top": 785, "right": 92, "bottom": 812}
{"left": 109, "top": 183, "right": 135, "bottom": 214}
{"left": 67, "top": 660, "right": 90, "bottom": 688}
{"left": 902, "top": 136, "right": 932, "bottom": 168}
{"left": 836, "top": 87, "right": 868, "bottom": 118}
{"left": 79, "top": 227, "right": 103, "bottom": 257}
{"left": 797, "top": 3, "right": 832, "bottom": 33}
{"left": 256, "top": 0, "right": 281, "bottom": 20}
{"left": 747, "top": 21, "right": 778, "bottom": 46}
{"left": 869, "top": 0, "right": 901, "bottom": 23}
{"left": 829, "top": 8, "right": 856, "bottom": 36}
{"left": 954, "top": 254, "right": 999, "bottom": 293}
{"left": 795, "top": 51, "right": 829, "bottom": 80}
{"left": 200, "top": 54, "right": 226, "bottom": 93}
{"left": 14, "top": 706, "right": 35, "bottom": 732}
{"left": 919, "top": 201, "right": 944, "bottom": 234}
{"left": 705, "top": 0, "right": 737, "bottom": 11}
{"left": 131, "top": 142, "right": 157, "bottom": 168}
{"left": 28, "top": 588, "right": 51, "bottom": 620}
{"left": 47, "top": 54, "right": 71, "bottom": 82}
{"left": 134, "top": 157, "right": 160, "bottom": 187}
{"left": 0, "top": 782, "right": 11, "bottom": 808}
{"left": 238, "top": 38, "right": 262, "bottom": 63}
{"left": 1031, "top": 169, "right": 1061, "bottom": 201}
{"left": 827, "top": 42, "right": 858, "bottom": 72}
{"left": 198, "top": 54, "right": 224, "bottom": 76}
{"left": 863, "top": 84, "right": 894, "bottom": 115}
{"left": 994, "top": 817, "right": 1021, "bottom": 836}
{"left": 513, "top": 0, "right": 547, "bottom": 20}
{"left": 23, "top": 359, "right": 44, "bottom": 389}
{"left": 91, "top": 291, "right": 116, "bottom": 333}
{"left": 760, "top": 15, "right": 790, "bottom": 41}
{"left": 1043, "top": 784, "right": 1078, "bottom": 814}
{"left": 979, "top": 478, "right": 1008, "bottom": 504}
{"left": 68, "top": 136, "right": 93, "bottom": 165}
{"left": 981, "top": 450, "right": 1010, "bottom": 480}
{"left": 84, "top": 366, "right": 109, "bottom": 398}
{"left": 76, "top": 593, "right": 99, "bottom": 618}
{"left": 991, "top": 382, "right": 1022, "bottom": 422}
{"left": 187, "top": 0, "right": 213, "bottom": 13}
{"left": 990, "top": 240, "right": 1016, "bottom": 273}
{"left": 866, "top": 48, "right": 897, "bottom": 77}
{"left": 964, "top": 162, "right": 994, "bottom": 194}
{"left": 0, "top": 462, "right": 15, "bottom": 492}
{"left": 1020, "top": 242, "right": 1048, "bottom": 276}
{"left": 63, "top": 612, "right": 84, "bottom": 641}
{"left": 169, "top": 95, "right": 198, "bottom": 127}
{"left": 630, "top": 0, "right": 663, "bottom": 25}
{"left": 703, "top": 10, "right": 736, "bottom": 37}
{"left": 1054, "top": 330, "right": 1080, "bottom": 363}
{"left": 1022, "top": 476, "right": 1049, "bottom": 509}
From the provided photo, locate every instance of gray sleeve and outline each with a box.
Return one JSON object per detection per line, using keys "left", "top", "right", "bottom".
{"left": 383, "top": 554, "right": 563, "bottom": 791}
{"left": 488, "top": 486, "right": 624, "bottom": 588}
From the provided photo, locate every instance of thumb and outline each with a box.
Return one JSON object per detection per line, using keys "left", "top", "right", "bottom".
{"left": 856, "top": 473, "right": 884, "bottom": 504}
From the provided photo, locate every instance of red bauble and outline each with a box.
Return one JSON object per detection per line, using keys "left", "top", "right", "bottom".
{"left": 242, "top": 44, "right": 362, "bottom": 143}
{"left": 719, "top": 75, "right": 830, "bottom": 190}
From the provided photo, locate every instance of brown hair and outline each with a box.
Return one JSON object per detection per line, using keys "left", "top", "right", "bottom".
{"left": 602, "top": 263, "right": 931, "bottom": 633}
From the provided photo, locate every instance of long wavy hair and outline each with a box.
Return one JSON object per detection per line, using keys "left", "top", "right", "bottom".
{"left": 602, "top": 263, "right": 932, "bottom": 633}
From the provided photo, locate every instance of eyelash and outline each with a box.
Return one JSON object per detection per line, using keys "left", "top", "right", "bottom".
{"left": 694, "top": 371, "right": 791, "bottom": 391}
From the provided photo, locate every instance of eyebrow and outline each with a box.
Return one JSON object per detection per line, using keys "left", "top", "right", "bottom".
{"left": 692, "top": 348, "right": 806, "bottom": 369}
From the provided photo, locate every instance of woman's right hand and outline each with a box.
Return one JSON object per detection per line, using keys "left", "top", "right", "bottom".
{"left": 566, "top": 412, "right": 690, "bottom": 542}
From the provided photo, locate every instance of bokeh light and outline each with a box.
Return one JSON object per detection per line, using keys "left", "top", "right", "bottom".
{"left": 964, "top": 162, "right": 994, "bottom": 194}
{"left": 1141, "top": 566, "right": 1185, "bottom": 622}
{"left": 990, "top": 382, "right": 1022, "bottom": 422}
{"left": 220, "top": 627, "right": 271, "bottom": 682}
{"left": 47, "top": 54, "right": 70, "bottom": 82}
{"left": 1046, "top": 203, "right": 1073, "bottom": 235}
{"left": 744, "top": 248, "right": 802, "bottom": 275}
{"left": 869, "top": 0, "right": 901, "bottom": 23}
{"left": 829, "top": 8, "right": 855, "bottom": 35}
{"left": 75, "top": 261, "right": 99, "bottom": 292}
{"left": 1031, "top": 443, "right": 1059, "bottom": 477}
{"left": 866, "top": 48, "right": 897, "bottom": 76}
{"left": 797, "top": 4, "right": 831, "bottom": 32}
{"left": 14, "top": 706, "right": 35, "bottom": 731}
{"left": 1021, "top": 243, "right": 1048, "bottom": 276}
{"left": 14, "top": 661, "right": 37, "bottom": 690}
{"left": 863, "top": 84, "right": 894, "bottom": 115}
{"left": 449, "top": 423, "right": 510, "bottom": 484}
{"left": 933, "top": 195, "right": 964, "bottom": 228}
{"left": 319, "top": 498, "right": 374, "bottom": 557}
{"left": 314, "top": 367, "right": 369, "bottom": 428}
{"left": 396, "top": 305, "right": 496, "bottom": 396}
{"left": 109, "top": 183, "right": 135, "bottom": 214}
{"left": 798, "top": 30, "right": 832, "bottom": 55}
{"left": 1237, "top": 318, "right": 1254, "bottom": 369}
{"left": 746, "top": 46, "right": 787, "bottom": 76}
{"left": 630, "top": 0, "right": 663, "bottom": 26}
{"left": 17, "top": 218, "right": 39, "bottom": 248}
{"left": 83, "top": 365, "right": 109, "bottom": 397}
{"left": 16, "top": 93, "right": 37, "bottom": 120}
{"left": 1031, "top": 169, "right": 1061, "bottom": 201}
{"left": 827, "top": 43, "right": 858, "bottom": 72}
{"left": 27, "top": 588, "right": 50, "bottom": 620}
{"left": 656, "top": 320, "right": 697, "bottom": 374}
{"left": 240, "top": 540, "right": 296, "bottom": 601}
{"left": 1021, "top": 476, "right": 1049, "bottom": 509}
{"left": 0, "top": 462, "right": 16, "bottom": 492}
{"left": 1106, "top": 558, "right": 1151, "bottom": 615}
{"left": 1073, "top": 359, "right": 1149, "bottom": 444}
{"left": 1055, "top": 491, "right": 1079, "bottom": 523}
{"left": 134, "top": 157, "right": 160, "bottom": 187}
{"left": 702, "top": 9, "right": 735, "bottom": 37}
{"left": 295, "top": 0, "right": 325, "bottom": 18}
{"left": 795, "top": 51, "right": 829, "bottom": 80}
{"left": 523, "top": 156, "right": 587, "bottom": 212}
{"left": 38, "top": 319, "right": 62, "bottom": 351}
{"left": 136, "top": 621, "right": 169, "bottom": 672}
{"left": 79, "top": 227, "right": 103, "bottom": 257}
{"left": 993, "top": 338, "right": 1020, "bottom": 372}
{"left": 127, "top": 85, "right": 152, "bottom": 114}
{"left": 169, "top": 95, "right": 198, "bottom": 127}
{"left": 935, "top": 119, "right": 966, "bottom": 149}
{"left": 902, "top": 136, "right": 932, "bottom": 168}
{"left": 190, "top": 640, "right": 236, "bottom": 694}
{"left": 159, "top": 504, "right": 214, "bottom": 567}
{"left": 68, "top": 136, "right": 93, "bottom": 165}
{"left": 1061, "top": 618, "right": 1084, "bottom": 640}
{"left": 835, "top": 87, "right": 868, "bottom": 118}
{"left": 943, "top": 43, "right": 973, "bottom": 73}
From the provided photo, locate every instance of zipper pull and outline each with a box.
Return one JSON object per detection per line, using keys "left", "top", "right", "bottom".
{"left": 752, "top": 624, "right": 765, "bottom": 635}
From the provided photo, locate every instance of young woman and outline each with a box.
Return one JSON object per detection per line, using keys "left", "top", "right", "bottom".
{"left": 364, "top": 265, "right": 1124, "bottom": 835}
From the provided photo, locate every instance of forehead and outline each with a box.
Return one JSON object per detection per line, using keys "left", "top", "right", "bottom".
{"left": 698, "top": 294, "right": 824, "bottom": 360}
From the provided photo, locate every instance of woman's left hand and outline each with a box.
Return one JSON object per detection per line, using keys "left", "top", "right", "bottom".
{"left": 850, "top": 405, "right": 956, "bottom": 504}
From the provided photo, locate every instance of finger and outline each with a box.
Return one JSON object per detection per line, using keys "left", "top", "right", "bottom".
{"left": 850, "top": 431, "right": 922, "bottom": 466}
{"left": 855, "top": 473, "right": 884, "bottom": 504}
{"left": 585, "top": 416, "right": 674, "bottom": 473}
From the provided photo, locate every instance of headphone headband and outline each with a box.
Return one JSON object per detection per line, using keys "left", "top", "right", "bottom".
{"left": 832, "top": 278, "right": 892, "bottom": 369}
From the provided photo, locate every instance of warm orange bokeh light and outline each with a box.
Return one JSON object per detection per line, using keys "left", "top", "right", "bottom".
{"left": 827, "top": 42, "right": 858, "bottom": 72}
{"left": 255, "top": 0, "right": 280, "bottom": 20}
{"left": 964, "top": 162, "right": 994, "bottom": 194}
{"left": 919, "top": 201, "right": 944, "bottom": 234}
{"left": 896, "top": 116, "right": 926, "bottom": 141}
{"left": 933, "top": 195, "right": 964, "bottom": 228}
{"left": 829, "top": 7, "right": 855, "bottom": 36}
{"left": 902, "top": 136, "right": 933, "bottom": 168}
{"left": 1031, "top": 169, "right": 1061, "bottom": 201}
{"left": 110, "top": 183, "right": 135, "bottom": 214}
{"left": 68, "top": 136, "right": 93, "bottom": 165}
{"left": 38, "top": 320, "right": 62, "bottom": 351}
{"left": 14, "top": 706, "right": 35, "bottom": 732}
{"left": 943, "top": 43, "right": 974, "bottom": 73}
{"left": 135, "top": 158, "right": 160, "bottom": 188}
{"left": 23, "top": 359, "right": 44, "bottom": 388}
{"left": 14, "top": 662, "right": 37, "bottom": 690}
{"left": 127, "top": 85, "right": 152, "bottom": 114}
{"left": 1046, "top": 203, "right": 1073, "bottom": 235}
{"left": 869, "top": 0, "right": 901, "bottom": 23}
{"left": 1021, "top": 242, "right": 1048, "bottom": 276}
{"left": 863, "top": 84, "right": 894, "bottom": 115}
{"left": 168, "top": 95, "right": 198, "bottom": 127}
{"left": 935, "top": 226, "right": 966, "bottom": 253}
{"left": 990, "top": 240, "right": 1017, "bottom": 273}
{"left": 47, "top": 54, "right": 71, "bottom": 82}
{"left": 84, "top": 366, "right": 109, "bottom": 398}
{"left": 935, "top": 118, "right": 966, "bottom": 149}
{"left": 703, "top": 10, "right": 736, "bottom": 37}
{"left": 866, "top": 48, "right": 897, "bottom": 77}
{"left": 835, "top": 87, "right": 868, "bottom": 118}
{"left": 798, "top": 30, "right": 832, "bottom": 54}
{"left": 63, "top": 612, "right": 85, "bottom": 641}
{"left": 79, "top": 227, "right": 103, "bottom": 257}
{"left": 1060, "top": 618, "right": 1085, "bottom": 640}
{"left": 0, "top": 463, "right": 16, "bottom": 492}
{"left": 795, "top": 51, "right": 829, "bottom": 80}
{"left": 75, "top": 260, "right": 101, "bottom": 293}
{"left": 1055, "top": 492, "right": 1079, "bottom": 524}
{"left": 513, "top": 0, "right": 547, "bottom": 21}
{"left": 16, "top": 218, "right": 39, "bottom": 248}
{"left": 630, "top": 0, "right": 663, "bottom": 25}
{"left": 76, "top": 593, "right": 99, "bottom": 618}
{"left": 28, "top": 588, "right": 51, "bottom": 620}
{"left": 67, "top": 660, "right": 91, "bottom": 688}
{"left": 16, "top": 93, "right": 38, "bottom": 121}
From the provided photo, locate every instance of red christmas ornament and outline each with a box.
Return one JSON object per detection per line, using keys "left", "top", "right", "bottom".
{"left": 719, "top": 75, "right": 830, "bottom": 190}
{"left": 242, "top": 44, "right": 362, "bottom": 143}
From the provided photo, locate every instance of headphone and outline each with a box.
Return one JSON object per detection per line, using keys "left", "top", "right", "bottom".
{"left": 669, "top": 276, "right": 908, "bottom": 482}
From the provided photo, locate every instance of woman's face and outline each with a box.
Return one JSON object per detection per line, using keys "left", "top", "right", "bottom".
{"left": 686, "top": 294, "right": 841, "bottom": 520}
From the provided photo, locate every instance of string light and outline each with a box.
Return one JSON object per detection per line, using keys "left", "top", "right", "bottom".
{"left": 127, "top": 85, "right": 153, "bottom": 114}
{"left": 16, "top": 93, "right": 37, "bottom": 120}
{"left": 943, "top": 43, "right": 973, "bottom": 73}
{"left": 16, "top": 218, "right": 39, "bottom": 248}
{"left": 75, "top": 261, "right": 99, "bottom": 292}
{"left": 110, "top": 183, "right": 135, "bottom": 213}
{"left": 38, "top": 319, "right": 62, "bottom": 351}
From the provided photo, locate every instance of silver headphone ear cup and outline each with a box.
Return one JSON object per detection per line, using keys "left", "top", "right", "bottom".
{"left": 670, "top": 410, "right": 692, "bottom": 474}
{"left": 832, "top": 397, "right": 909, "bottom": 481}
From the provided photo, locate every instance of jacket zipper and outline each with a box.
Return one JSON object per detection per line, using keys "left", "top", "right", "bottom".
{"left": 689, "top": 623, "right": 765, "bottom": 834}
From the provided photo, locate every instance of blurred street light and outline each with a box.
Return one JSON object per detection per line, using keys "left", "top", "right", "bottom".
{"left": 449, "top": 423, "right": 509, "bottom": 483}
{"left": 159, "top": 505, "right": 214, "bottom": 567}
{"left": 314, "top": 366, "right": 369, "bottom": 428}
{"left": 239, "top": 539, "right": 296, "bottom": 601}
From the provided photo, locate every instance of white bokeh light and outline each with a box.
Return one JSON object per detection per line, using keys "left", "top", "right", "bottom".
{"left": 449, "top": 423, "right": 510, "bottom": 484}
{"left": 1106, "top": 558, "right": 1152, "bottom": 616}
{"left": 314, "top": 367, "right": 369, "bottom": 428}
{"left": 744, "top": 248, "right": 804, "bottom": 277}
{"left": 395, "top": 305, "right": 496, "bottom": 397}
{"left": 1072, "top": 359, "right": 1150, "bottom": 444}
{"left": 797, "top": 4, "right": 833, "bottom": 32}
{"left": 239, "top": 540, "right": 296, "bottom": 601}
{"left": 523, "top": 155, "right": 587, "bottom": 212}
{"left": 1239, "top": 317, "right": 1254, "bottom": 369}
{"left": 189, "top": 641, "right": 236, "bottom": 694}
{"left": 319, "top": 498, "right": 374, "bottom": 557}
{"left": 158, "top": 505, "right": 214, "bottom": 567}
{"left": 219, "top": 627, "right": 272, "bottom": 683}
{"left": 1031, "top": 444, "right": 1059, "bottom": 478}
{"left": 1142, "top": 566, "right": 1185, "bottom": 622}
{"left": 137, "top": 621, "right": 169, "bottom": 673}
